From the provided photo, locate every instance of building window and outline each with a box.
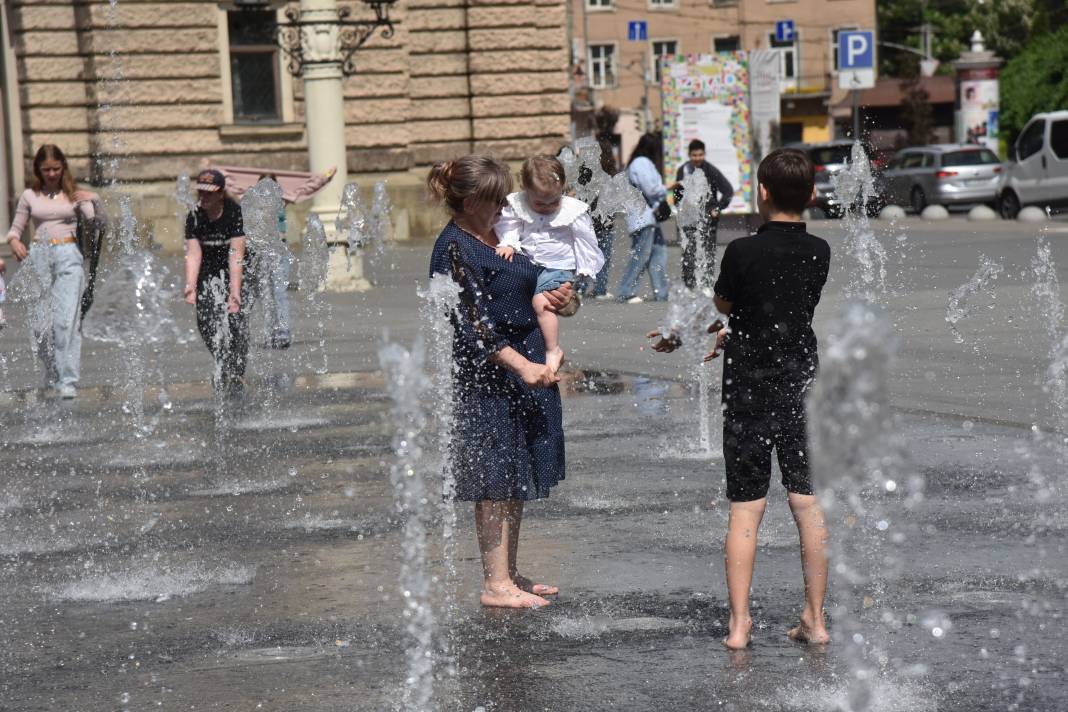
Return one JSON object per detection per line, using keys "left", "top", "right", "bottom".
{"left": 714, "top": 35, "right": 740, "bottom": 53}
{"left": 586, "top": 0, "right": 613, "bottom": 8}
{"left": 228, "top": 9, "right": 281, "bottom": 122}
{"left": 831, "top": 27, "right": 859, "bottom": 72}
{"left": 588, "top": 43, "right": 616, "bottom": 89}
{"left": 649, "top": 0, "right": 677, "bottom": 8}
{"left": 768, "top": 32, "right": 798, "bottom": 88}
{"left": 651, "top": 40, "right": 678, "bottom": 82}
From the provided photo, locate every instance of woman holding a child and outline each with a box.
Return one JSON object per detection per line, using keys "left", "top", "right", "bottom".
{"left": 427, "top": 155, "right": 580, "bottom": 609}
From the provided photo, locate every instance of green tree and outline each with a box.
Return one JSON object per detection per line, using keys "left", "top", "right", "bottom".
{"left": 1000, "top": 24, "right": 1068, "bottom": 142}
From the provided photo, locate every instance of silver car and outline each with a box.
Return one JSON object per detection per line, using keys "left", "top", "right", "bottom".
{"left": 882, "top": 145, "right": 1003, "bottom": 213}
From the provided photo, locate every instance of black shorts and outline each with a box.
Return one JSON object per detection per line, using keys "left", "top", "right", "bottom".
{"left": 723, "top": 406, "right": 812, "bottom": 502}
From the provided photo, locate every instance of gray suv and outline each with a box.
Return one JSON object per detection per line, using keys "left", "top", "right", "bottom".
{"left": 882, "top": 144, "right": 1002, "bottom": 213}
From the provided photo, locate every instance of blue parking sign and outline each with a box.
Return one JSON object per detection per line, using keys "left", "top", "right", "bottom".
{"left": 627, "top": 21, "right": 647, "bottom": 42}
{"left": 838, "top": 30, "right": 874, "bottom": 69}
{"left": 775, "top": 20, "right": 795, "bottom": 43}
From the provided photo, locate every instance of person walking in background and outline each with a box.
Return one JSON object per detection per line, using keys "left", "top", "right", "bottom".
{"left": 183, "top": 169, "right": 252, "bottom": 398}
{"left": 4, "top": 144, "right": 96, "bottom": 398}
{"left": 427, "top": 155, "right": 573, "bottom": 609}
{"left": 674, "top": 139, "right": 734, "bottom": 291}
{"left": 617, "top": 133, "right": 670, "bottom": 304}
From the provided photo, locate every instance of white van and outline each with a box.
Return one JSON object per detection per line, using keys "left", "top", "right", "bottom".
{"left": 997, "top": 111, "right": 1068, "bottom": 218}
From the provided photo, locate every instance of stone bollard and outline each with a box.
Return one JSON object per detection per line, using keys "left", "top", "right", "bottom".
{"left": 1017, "top": 206, "right": 1048, "bottom": 223}
{"left": 879, "top": 205, "right": 906, "bottom": 220}
{"left": 921, "top": 205, "right": 950, "bottom": 221}
{"left": 967, "top": 205, "right": 998, "bottom": 222}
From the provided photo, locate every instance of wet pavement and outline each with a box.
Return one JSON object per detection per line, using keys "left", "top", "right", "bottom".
{"left": 1, "top": 220, "right": 1067, "bottom": 710}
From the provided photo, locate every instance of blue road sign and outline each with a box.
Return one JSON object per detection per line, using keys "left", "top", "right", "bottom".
{"left": 775, "top": 20, "right": 795, "bottom": 43}
{"left": 838, "top": 30, "right": 875, "bottom": 69}
{"left": 627, "top": 20, "right": 647, "bottom": 42}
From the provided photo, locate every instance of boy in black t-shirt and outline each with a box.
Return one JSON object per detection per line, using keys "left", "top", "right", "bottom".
{"left": 649, "top": 149, "right": 831, "bottom": 650}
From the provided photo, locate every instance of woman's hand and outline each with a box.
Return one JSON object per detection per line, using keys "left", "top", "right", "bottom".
{"left": 495, "top": 245, "right": 515, "bottom": 261}
{"left": 7, "top": 238, "right": 27, "bottom": 262}
{"left": 227, "top": 290, "right": 241, "bottom": 314}
{"left": 542, "top": 282, "right": 573, "bottom": 313}
{"left": 646, "top": 329, "right": 681, "bottom": 353}
{"left": 520, "top": 362, "right": 560, "bottom": 389}
{"left": 183, "top": 283, "right": 196, "bottom": 305}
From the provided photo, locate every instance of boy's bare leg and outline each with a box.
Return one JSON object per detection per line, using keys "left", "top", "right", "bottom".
{"left": 724, "top": 498, "right": 767, "bottom": 649}
{"left": 786, "top": 492, "right": 830, "bottom": 644}
{"left": 533, "top": 292, "right": 564, "bottom": 372}
{"left": 505, "top": 500, "right": 559, "bottom": 596}
{"left": 475, "top": 500, "right": 550, "bottom": 608}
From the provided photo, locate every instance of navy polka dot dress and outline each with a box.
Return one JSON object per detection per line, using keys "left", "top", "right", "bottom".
{"left": 429, "top": 221, "right": 565, "bottom": 502}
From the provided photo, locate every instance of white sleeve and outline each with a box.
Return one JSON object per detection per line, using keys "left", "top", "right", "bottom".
{"left": 494, "top": 206, "right": 524, "bottom": 250}
{"left": 570, "top": 212, "right": 605, "bottom": 277}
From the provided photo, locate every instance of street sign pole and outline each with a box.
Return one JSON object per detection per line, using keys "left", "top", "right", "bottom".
{"left": 852, "top": 88, "right": 860, "bottom": 139}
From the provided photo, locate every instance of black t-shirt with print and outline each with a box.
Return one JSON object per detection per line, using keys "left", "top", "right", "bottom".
{"left": 713, "top": 221, "right": 831, "bottom": 412}
{"left": 185, "top": 199, "right": 245, "bottom": 281}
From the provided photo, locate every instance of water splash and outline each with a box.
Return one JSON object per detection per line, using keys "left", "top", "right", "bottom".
{"left": 175, "top": 173, "right": 197, "bottom": 225}
{"left": 834, "top": 142, "right": 887, "bottom": 299}
{"left": 945, "top": 255, "right": 1003, "bottom": 345}
{"left": 378, "top": 338, "right": 436, "bottom": 712}
{"left": 370, "top": 181, "right": 393, "bottom": 247}
{"left": 299, "top": 215, "right": 331, "bottom": 374}
{"left": 560, "top": 137, "right": 646, "bottom": 223}
{"left": 808, "top": 302, "right": 923, "bottom": 712}
{"left": 657, "top": 286, "right": 728, "bottom": 459}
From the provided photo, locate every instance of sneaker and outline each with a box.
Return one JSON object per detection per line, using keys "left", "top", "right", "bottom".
{"left": 626, "top": 296, "right": 644, "bottom": 304}
{"left": 57, "top": 383, "right": 77, "bottom": 399}
{"left": 271, "top": 331, "right": 292, "bottom": 349}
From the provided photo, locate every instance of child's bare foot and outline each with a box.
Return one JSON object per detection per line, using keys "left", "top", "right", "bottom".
{"left": 481, "top": 583, "right": 551, "bottom": 609}
{"left": 787, "top": 611, "right": 830, "bottom": 644}
{"left": 546, "top": 347, "right": 564, "bottom": 373}
{"left": 513, "top": 574, "right": 559, "bottom": 596}
{"left": 723, "top": 614, "right": 752, "bottom": 650}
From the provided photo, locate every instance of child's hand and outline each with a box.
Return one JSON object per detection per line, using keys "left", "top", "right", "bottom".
{"left": 646, "top": 329, "right": 681, "bottom": 353}
{"left": 495, "top": 245, "right": 515, "bottom": 261}
{"left": 703, "top": 328, "right": 729, "bottom": 362}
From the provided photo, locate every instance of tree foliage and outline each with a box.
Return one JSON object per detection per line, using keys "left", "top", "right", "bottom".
{"left": 1000, "top": 25, "right": 1068, "bottom": 141}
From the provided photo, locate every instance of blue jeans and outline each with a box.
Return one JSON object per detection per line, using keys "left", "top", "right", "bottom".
{"left": 617, "top": 225, "right": 668, "bottom": 301}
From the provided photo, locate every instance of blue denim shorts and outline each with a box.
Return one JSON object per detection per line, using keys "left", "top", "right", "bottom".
{"left": 535, "top": 267, "right": 575, "bottom": 294}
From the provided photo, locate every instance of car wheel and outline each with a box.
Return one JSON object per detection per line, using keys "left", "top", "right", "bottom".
{"left": 910, "top": 186, "right": 926, "bottom": 215}
{"left": 998, "top": 190, "right": 1021, "bottom": 220}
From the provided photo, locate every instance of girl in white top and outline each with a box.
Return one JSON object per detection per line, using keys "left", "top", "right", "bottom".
{"left": 495, "top": 155, "right": 605, "bottom": 373}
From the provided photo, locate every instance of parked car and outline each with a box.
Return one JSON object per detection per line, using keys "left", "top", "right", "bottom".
{"left": 881, "top": 144, "right": 1002, "bottom": 213}
{"left": 790, "top": 140, "right": 885, "bottom": 217}
{"left": 996, "top": 111, "right": 1068, "bottom": 218}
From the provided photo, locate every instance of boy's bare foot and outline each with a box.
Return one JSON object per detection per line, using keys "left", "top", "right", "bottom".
{"left": 481, "top": 583, "right": 551, "bottom": 609}
{"left": 787, "top": 610, "right": 830, "bottom": 644}
{"left": 723, "top": 614, "right": 752, "bottom": 650}
{"left": 546, "top": 347, "right": 564, "bottom": 373}
{"left": 513, "top": 574, "right": 559, "bottom": 596}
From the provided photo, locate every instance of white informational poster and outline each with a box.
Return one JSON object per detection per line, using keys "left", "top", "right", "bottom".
{"left": 680, "top": 101, "right": 748, "bottom": 213}
{"left": 749, "top": 50, "right": 781, "bottom": 165}
{"left": 960, "top": 74, "right": 999, "bottom": 154}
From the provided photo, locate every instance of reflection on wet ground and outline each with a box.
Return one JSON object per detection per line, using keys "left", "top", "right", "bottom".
{"left": 0, "top": 368, "right": 1065, "bottom": 711}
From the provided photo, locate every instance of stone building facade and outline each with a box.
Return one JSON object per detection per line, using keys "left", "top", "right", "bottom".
{"left": 0, "top": 0, "right": 572, "bottom": 247}
{"left": 572, "top": 0, "right": 876, "bottom": 152}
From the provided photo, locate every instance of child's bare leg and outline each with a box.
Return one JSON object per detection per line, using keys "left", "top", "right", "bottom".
{"left": 786, "top": 492, "right": 830, "bottom": 643}
{"left": 533, "top": 292, "right": 563, "bottom": 372}
{"left": 724, "top": 498, "right": 766, "bottom": 649}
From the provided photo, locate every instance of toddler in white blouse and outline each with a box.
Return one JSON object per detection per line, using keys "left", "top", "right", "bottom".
{"left": 496, "top": 155, "right": 605, "bottom": 373}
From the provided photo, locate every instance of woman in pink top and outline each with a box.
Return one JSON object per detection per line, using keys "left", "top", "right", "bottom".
{"left": 4, "top": 144, "right": 96, "bottom": 399}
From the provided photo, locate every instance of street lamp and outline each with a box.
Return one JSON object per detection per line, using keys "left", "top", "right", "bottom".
{"left": 243, "top": 0, "right": 397, "bottom": 290}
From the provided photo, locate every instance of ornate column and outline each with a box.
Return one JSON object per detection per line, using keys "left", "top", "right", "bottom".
{"left": 276, "top": 0, "right": 396, "bottom": 291}
{"left": 953, "top": 31, "right": 1002, "bottom": 155}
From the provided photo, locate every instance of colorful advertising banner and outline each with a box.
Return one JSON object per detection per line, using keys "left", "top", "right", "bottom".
{"left": 959, "top": 67, "right": 999, "bottom": 154}
{"left": 662, "top": 53, "right": 752, "bottom": 214}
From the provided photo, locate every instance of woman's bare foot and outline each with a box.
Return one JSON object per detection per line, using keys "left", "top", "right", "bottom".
{"left": 546, "top": 347, "right": 564, "bottom": 373}
{"left": 481, "top": 583, "right": 551, "bottom": 609}
{"left": 787, "top": 611, "right": 830, "bottom": 644}
{"left": 723, "top": 614, "right": 752, "bottom": 650}
{"left": 513, "top": 574, "right": 559, "bottom": 596}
